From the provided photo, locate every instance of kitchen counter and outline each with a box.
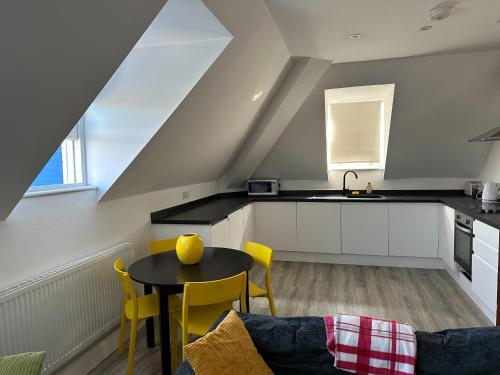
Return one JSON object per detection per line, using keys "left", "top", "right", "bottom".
{"left": 150, "top": 190, "right": 500, "bottom": 229}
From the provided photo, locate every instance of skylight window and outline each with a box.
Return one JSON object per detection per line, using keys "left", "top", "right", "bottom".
{"left": 324, "top": 84, "right": 395, "bottom": 171}
{"left": 29, "top": 120, "right": 85, "bottom": 191}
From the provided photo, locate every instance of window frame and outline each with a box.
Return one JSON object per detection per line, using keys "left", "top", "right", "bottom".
{"left": 324, "top": 84, "right": 395, "bottom": 172}
{"left": 27, "top": 119, "right": 87, "bottom": 193}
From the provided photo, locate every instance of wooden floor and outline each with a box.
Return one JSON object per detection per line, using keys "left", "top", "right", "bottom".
{"left": 89, "top": 261, "right": 491, "bottom": 375}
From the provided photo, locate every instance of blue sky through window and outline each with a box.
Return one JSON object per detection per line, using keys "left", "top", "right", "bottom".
{"left": 31, "top": 147, "right": 64, "bottom": 186}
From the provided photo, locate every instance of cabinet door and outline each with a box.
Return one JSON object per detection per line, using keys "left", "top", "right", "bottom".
{"left": 389, "top": 204, "right": 439, "bottom": 258}
{"left": 242, "top": 203, "right": 255, "bottom": 243}
{"left": 255, "top": 202, "right": 297, "bottom": 251}
{"left": 472, "top": 254, "right": 498, "bottom": 314}
{"left": 228, "top": 208, "right": 244, "bottom": 250}
{"left": 297, "top": 202, "right": 341, "bottom": 253}
{"left": 341, "top": 203, "right": 388, "bottom": 256}
{"left": 211, "top": 219, "right": 229, "bottom": 248}
{"left": 438, "top": 205, "right": 455, "bottom": 269}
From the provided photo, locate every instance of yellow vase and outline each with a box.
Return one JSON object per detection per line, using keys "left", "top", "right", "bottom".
{"left": 176, "top": 233, "right": 204, "bottom": 265}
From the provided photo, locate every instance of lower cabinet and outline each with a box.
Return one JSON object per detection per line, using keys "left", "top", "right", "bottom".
{"left": 242, "top": 203, "right": 255, "bottom": 243}
{"left": 341, "top": 203, "right": 389, "bottom": 256}
{"left": 438, "top": 205, "right": 455, "bottom": 269}
{"left": 228, "top": 208, "right": 244, "bottom": 250}
{"left": 472, "top": 254, "right": 498, "bottom": 314}
{"left": 389, "top": 204, "right": 439, "bottom": 258}
{"left": 210, "top": 219, "right": 230, "bottom": 248}
{"left": 255, "top": 202, "right": 297, "bottom": 251}
{"left": 297, "top": 202, "right": 341, "bottom": 253}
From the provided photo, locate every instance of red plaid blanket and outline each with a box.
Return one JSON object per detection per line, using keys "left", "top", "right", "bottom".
{"left": 324, "top": 314, "right": 417, "bottom": 375}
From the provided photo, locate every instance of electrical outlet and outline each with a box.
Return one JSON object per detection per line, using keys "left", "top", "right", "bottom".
{"left": 182, "top": 191, "right": 190, "bottom": 200}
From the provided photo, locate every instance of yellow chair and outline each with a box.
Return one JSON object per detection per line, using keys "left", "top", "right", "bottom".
{"left": 114, "top": 259, "right": 159, "bottom": 375}
{"left": 244, "top": 241, "right": 277, "bottom": 316}
{"left": 172, "top": 272, "right": 248, "bottom": 364}
{"left": 150, "top": 237, "right": 178, "bottom": 255}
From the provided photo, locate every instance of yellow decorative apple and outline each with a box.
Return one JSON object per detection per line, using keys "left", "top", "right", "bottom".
{"left": 176, "top": 233, "right": 204, "bottom": 265}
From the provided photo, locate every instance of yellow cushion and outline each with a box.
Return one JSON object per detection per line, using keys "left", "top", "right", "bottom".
{"left": 184, "top": 310, "right": 274, "bottom": 375}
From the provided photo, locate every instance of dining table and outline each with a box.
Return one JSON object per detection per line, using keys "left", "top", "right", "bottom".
{"left": 128, "top": 247, "right": 254, "bottom": 375}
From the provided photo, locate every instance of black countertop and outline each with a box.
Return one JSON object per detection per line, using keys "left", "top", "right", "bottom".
{"left": 150, "top": 191, "right": 500, "bottom": 229}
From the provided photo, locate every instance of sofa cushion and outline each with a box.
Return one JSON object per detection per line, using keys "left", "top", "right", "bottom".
{"left": 416, "top": 327, "right": 500, "bottom": 375}
{"left": 184, "top": 310, "right": 273, "bottom": 375}
{"left": 0, "top": 352, "right": 45, "bottom": 375}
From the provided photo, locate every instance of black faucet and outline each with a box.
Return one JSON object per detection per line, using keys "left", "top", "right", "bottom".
{"left": 342, "top": 170, "right": 358, "bottom": 196}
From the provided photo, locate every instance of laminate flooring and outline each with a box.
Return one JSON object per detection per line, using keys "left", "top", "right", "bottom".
{"left": 87, "top": 261, "right": 491, "bottom": 375}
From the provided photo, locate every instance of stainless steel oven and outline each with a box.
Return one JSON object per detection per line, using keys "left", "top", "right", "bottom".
{"left": 454, "top": 211, "right": 473, "bottom": 280}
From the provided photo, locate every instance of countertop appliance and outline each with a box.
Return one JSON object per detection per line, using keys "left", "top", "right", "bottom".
{"left": 454, "top": 211, "right": 473, "bottom": 280}
{"left": 481, "top": 182, "right": 500, "bottom": 213}
{"left": 464, "top": 181, "right": 482, "bottom": 197}
{"left": 247, "top": 179, "right": 280, "bottom": 196}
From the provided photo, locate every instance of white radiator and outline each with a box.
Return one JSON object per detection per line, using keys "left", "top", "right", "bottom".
{"left": 0, "top": 242, "right": 135, "bottom": 374}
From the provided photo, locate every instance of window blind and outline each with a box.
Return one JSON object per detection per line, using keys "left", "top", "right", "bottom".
{"left": 328, "top": 101, "right": 382, "bottom": 164}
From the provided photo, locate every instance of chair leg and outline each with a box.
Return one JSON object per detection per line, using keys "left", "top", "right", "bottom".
{"left": 118, "top": 310, "right": 127, "bottom": 353}
{"left": 267, "top": 292, "right": 277, "bottom": 316}
{"left": 182, "top": 326, "right": 189, "bottom": 361}
{"left": 127, "top": 318, "right": 138, "bottom": 375}
{"left": 170, "top": 313, "right": 178, "bottom": 373}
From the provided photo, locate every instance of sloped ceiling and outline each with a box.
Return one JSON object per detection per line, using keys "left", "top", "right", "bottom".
{"left": 101, "top": 0, "right": 290, "bottom": 200}
{"left": 84, "top": 0, "right": 231, "bottom": 200}
{"left": 265, "top": 0, "right": 500, "bottom": 63}
{"left": 255, "top": 50, "right": 500, "bottom": 180}
{"left": 0, "top": 0, "right": 166, "bottom": 220}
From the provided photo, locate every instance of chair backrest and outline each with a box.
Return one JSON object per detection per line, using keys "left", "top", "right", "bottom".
{"left": 150, "top": 238, "right": 178, "bottom": 255}
{"left": 114, "top": 258, "right": 137, "bottom": 302}
{"left": 244, "top": 241, "right": 273, "bottom": 270}
{"left": 183, "top": 272, "right": 247, "bottom": 311}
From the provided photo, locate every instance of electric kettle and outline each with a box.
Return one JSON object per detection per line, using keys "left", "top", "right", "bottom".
{"left": 482, "top": 182, "right": 500, "bottom": 202}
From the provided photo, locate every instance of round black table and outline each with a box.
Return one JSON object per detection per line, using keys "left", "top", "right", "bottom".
{"left": 128, "top": 247, "right": 254, "bottom": 375}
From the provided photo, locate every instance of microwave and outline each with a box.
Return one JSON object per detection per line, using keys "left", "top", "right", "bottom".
{"left": 247, "top": 179, "right": 280, "bottom": 196}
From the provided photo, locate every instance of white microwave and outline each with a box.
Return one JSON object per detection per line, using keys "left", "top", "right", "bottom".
{"left": 247, "top": 179, "right": 280, "bottom": 196}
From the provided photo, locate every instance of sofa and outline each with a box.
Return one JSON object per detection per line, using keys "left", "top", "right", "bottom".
{"left": 174, "top": 312, "right": 500, "bottom": 375}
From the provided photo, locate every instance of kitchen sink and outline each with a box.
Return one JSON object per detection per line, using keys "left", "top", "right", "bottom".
{"left": 346, "top": 194, "right": 385, "bottom": 199}
{"left": 307, "top": 194, "right": 385, "bottom": 200}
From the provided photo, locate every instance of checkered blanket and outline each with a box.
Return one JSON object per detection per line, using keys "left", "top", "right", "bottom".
{"left": 324, "top": 314, "right": 417, "bottom": 375}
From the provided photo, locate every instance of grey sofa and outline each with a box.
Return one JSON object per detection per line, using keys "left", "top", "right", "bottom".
{"left": 174, "top": 312, "right": 500, "bottom": 375}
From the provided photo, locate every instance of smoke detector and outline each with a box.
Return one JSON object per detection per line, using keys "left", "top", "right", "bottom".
{"left": 428, "top": 3, "right": 454, "bottom": 21}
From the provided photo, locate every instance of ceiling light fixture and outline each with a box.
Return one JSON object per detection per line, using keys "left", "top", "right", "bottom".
{"left": 348, "top": 33, "right": 362, "bottom": 39}
{"left": 428, "top": 4, "right": 453, "bottom": 21}
{"left": 252, "top": 91, "right": 263, "bottom": 102}
{"left": 420, "top": 25, "right": 433, "bottom": 31}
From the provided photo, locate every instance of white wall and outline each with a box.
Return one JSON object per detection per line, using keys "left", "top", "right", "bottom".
{"left": 480, "top": 143, "right": 500, "bottom": 183}
{"left": 254, "top": 50, "right": 499, "bottom": 184}
{"left": 0, "top": 181, "right": 217, "bottom": 290}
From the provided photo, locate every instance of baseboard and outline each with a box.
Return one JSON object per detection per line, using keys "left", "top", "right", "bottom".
{"left": 273, "top": 251, "right": 445, "bottom": 269}
{"left": 54, "top": 321, "right": 144, "bottom": 375}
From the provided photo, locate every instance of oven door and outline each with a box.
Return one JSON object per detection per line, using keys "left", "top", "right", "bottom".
{"left": 454, "top": 222, "right": 473, "bottom": 279}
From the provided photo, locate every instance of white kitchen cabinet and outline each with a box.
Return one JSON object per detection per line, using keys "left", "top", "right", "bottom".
{"left": 242, "top": 203, "right": 255, "bottom": 243}
{"left": 255, "top": 202, "right": 297, "bottom": 251}
{"left": 472, "top": 254, "right": 498, "bottom": 314}
{"left": 228, "top": 208, "right": 244, "bottom": 250}
{"left": 389, "top": 204, "right": 439, "bottom": 258}
{"left": 341, "top": 203, "right": 389, "bottom": 256}
{"left": 438, "top": 205, "right": 455, "bottom": 269}
{"left": 211, "top": 219, "right": 229, "bottom": 248}
{"left": 297, "top": 202, "right": 341, "bottom": 253}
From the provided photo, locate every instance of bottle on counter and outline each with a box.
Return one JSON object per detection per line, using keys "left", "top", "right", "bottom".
{"left": 366, "top": 182, "right": 373, "bottom": 194}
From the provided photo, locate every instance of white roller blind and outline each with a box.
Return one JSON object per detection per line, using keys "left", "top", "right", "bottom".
{"left": 329, "top": 101, "right": 382, "bottom": 164}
